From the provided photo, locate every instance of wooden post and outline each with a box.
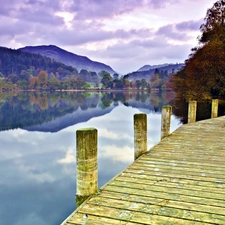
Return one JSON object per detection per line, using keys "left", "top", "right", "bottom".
{"left": 188, "top": 101, "right": 197, "bottom": 123}
{"left": 76, "top": 128, "right": 98, "bottom": 207}
{"left": 134, "top": 113, "right": 147, "bottom": 160}
{"left": 211, "top": 99, "right": 218, "bottom": 118}
{"left": 161, "top": 106, "right": 172, "bottom": 140}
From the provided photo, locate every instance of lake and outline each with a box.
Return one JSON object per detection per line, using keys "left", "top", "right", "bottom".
{"left": 0, "top": 91, "right": 182, "bottom": 225}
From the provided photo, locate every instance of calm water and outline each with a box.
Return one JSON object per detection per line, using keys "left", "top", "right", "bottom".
{"left": 0, "top": 91, "right": 182, "bottom": 225}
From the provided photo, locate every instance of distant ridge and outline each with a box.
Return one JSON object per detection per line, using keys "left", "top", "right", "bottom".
{"left": 18, "top": 45, "right": 116, "bottom": 74}
{"left": 126, "top": 63, "right": 184, "bottom": 81}
{"left": 138, "top": 64, "right": 170, "bottom": 72}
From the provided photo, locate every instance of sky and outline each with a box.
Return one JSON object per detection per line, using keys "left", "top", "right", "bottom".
{"left": 0, "top": 0, "right": 214, "bottom": 74}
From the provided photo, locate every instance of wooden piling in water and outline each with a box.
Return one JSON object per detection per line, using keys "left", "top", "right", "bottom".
{"left": 134, "top": 113, "right": 147, "bottom": 160}
{"left": 76, "top": 128, "right": 98, "bottom": 207}
{"left": 211, "top": 99, "right": 218, "bottom": 118}
{"left": 188, "top": 101, "right": 197, "bottom": 123}
{"left": 161, "top": 106, "right": 172, "bottom": 139}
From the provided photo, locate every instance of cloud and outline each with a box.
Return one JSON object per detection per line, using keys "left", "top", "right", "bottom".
{"left": 176, "top": 19, "right": 203, "bottom": 31}
{"left": 0, "top": 0, "right": 214, "bottom": 73}
{"left": 78, "top": 35, "right": 192, "bottom": 73}
{"left": 100, "top": 145, "right": 133, "bottom": 163}
{"left": 47, "top": 26, "right": 153, "bottom": 47}
{"left": 156, "top": 24, "right": 190, "bottom": 41}
{"left": 66, "top": 0, "right": 176, "bottom": 20}
{"left": 58, "top": 147, "right": 76, "bottom": 164}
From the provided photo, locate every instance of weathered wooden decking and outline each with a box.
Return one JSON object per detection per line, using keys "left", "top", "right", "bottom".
{"left": 62, "top": 116, "right": 225, "bottom": 224}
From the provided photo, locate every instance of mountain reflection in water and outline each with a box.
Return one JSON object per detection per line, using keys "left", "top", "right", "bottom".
{"left": 0, "top": 91, "right": 181, "bottom": 225}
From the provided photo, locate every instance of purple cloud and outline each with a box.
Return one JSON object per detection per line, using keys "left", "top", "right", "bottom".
{"left": 0, "top": 0, "right": 63, "bottom": 26}
{"left": 81, "top": 37, "right": 190, "bottom": 73}
{"left": 176, "top": 19, "right": 203, "bottom": 31}
{"left": 64, "top": 0, "right": 180, "bottom": 20}
{"left": 0, "top": 0, "right": 213, "bottom": 74}
{"left": 47, "top": 27, "right": 152, "bottom": 46}
{"left": 156, "top": 24, "right": 189, "bottom": 41}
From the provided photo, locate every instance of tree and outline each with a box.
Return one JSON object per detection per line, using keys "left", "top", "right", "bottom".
{"left": 29, "top": 76, "right": 38, "bottom": 89}
{"left": 101, "top": 73, "right": 112, "bottom": 88}
{"left": 135, "top": 80, "right": 141, "bottom": 89}
{"left": 172, "top": 0, "right": 225, "bottom": 100}
{"left": 79, "top": 69, "right": 90, "bottom": 82}
{"left": 49, "top": 77, "right": 59, "bottom": 90}
{"left": 150, "top": 74, "right": 163, "bottom": 89}
{"left": 113, "top": 73, "right": 119, "bottom": 80}
{"left": 124, "top": 79, "right": 130, "bottom": 89}
{"left": 37, "top": 70, "right": 48, "bottom": 88}
{"left": 8, "top": 74, "right": 18, "bottom": 84}
{"left": 140, "top": 79, "right": 148, "bottom": 90}
{"left": 20, "top": 70, "right": 30, "bottom": 81}
{"left": 175, "top": 39, "right": 225, "bottom": 99}
{"left": 76, "top": 76, "right": 85, "bottom": 89}
{"left": 199, "top": 0, "right": 225, "bottom": 43}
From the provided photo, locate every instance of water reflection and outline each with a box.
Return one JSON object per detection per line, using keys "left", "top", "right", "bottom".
{"left": 0, "top": 91, "right": 181, "bottom": 225}
{"left": 171, "top": 99, "right": 225, "bottom": 123}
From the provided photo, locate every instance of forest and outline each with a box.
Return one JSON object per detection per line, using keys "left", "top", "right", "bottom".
{"left": 0, "top": 46, "right": 176, "bottom": 92}
{"left": 172, "top": 0, "right": 225, "bottom": 100}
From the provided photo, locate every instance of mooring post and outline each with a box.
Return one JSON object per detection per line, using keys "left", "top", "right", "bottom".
{"left": 134, "top": 113, "right": 147, "bottom": 160}
{"left": 211, "top": 99, "right": 218, "bottom": 118}
{"left": 161, "top": 106, "right": 172, "bottom": 140}
{"left": 188, "top": 101, "right": 197, "bottom": 123}
{"left": 76, "top": 128, "right": 98, "bottom": 207}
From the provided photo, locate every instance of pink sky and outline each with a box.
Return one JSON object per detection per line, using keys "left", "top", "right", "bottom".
{"left": 0, "top": 0, "right": 214, "bottom": 74}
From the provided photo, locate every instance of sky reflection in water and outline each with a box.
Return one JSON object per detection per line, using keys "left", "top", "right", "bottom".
{"left": 0, "top": 100, "right": 181, "bottom": 225}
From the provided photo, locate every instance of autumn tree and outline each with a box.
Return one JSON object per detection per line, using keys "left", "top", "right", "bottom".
{"left": 29, "top": 76, "right": 38, "bottom": 89}
{"left": 37, "top": 70, "right": 48, "bottom": 88}
{"left": 150, "top": 74, "right": 163, "bottom": 89}
{"left": 172, "top": 0, "right": 225, "bottom": 100}
{"left": 199, "top": 0, "right": 225, "bottom": 43}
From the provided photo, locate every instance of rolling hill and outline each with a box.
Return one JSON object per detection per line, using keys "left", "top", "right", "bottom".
{"left": 19, "top": 45, "right": 116, "bottom": 74}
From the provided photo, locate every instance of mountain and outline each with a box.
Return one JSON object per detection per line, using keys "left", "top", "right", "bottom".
{"left": 0, "top": 46, "right": 78, "bottom": 79}
{"left": 126, "top": 63, "right": 184, "bottom": 81}
{"left": 138, "top": 64, "right": 170, "bottom": 72}
{"left": 18, "top": 45, "right": 116, "bottom": 74}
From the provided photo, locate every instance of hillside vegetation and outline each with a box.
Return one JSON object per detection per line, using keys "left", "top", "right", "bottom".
{"left": 0, "top": 45, "right": 182, "bottom": 91}
{"left": 172, "top": 0, "right": 225, "bottom": 100}
{"left": 19, "top": 45, "right": 116, "bottom": 74}
{"left": 0, "top": 47, "right": 102, "bottom": 90}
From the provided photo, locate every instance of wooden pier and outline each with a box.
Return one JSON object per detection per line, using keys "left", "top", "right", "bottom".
{"left": 61, "top": 101, "right": 225, "bottom": 224}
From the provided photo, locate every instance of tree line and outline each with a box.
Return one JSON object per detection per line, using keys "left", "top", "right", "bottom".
{"left": 0, "top": 46, "right": 175, "bottom": 92}
{"left": 172, "top": 0, "right": 225, "bottom": 100}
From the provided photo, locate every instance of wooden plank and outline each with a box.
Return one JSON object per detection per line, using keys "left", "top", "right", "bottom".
{"left": 115, "top": 175, "right": 225, "bottom": 194}
{"left": 103, "top": 185, "right": 225, "bottom": 208}
{"left": 124, "top": 167, "right": 225, "bottom": 183}
{"left": 74, "top": 204, "right": 212, "bottom": 225}
{"left": 99, "top": 190, "right": 225, "bottom": 215}
{"left": 62, "top": 116, "right": 225, "bottom": 224}
{"left": 120, "top": 172, "right": 224, "bottom": 190}
{"left": 130, "top": 161, "right": 225, "bottom": 176}
{"left": 137, "top": 158, "right": 225, "bottom": 169}
{"left": 85, "top": 196, "right": 225, "bottom": 224}
{"left": 108, "top": 180, "right": 225, "bottom": 200}
{"left": 66, "top": 213, "right": 140, "bottom": 224}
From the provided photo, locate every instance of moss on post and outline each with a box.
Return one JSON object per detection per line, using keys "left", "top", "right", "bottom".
{"left": 134, "top": 113, "right": 147, "bottom": 160}
{"left": 161, "top": 106, "right": 172, "bottom": 140}
{"left": 76, "top": 128, "right": 98, "bottom": 207}
{"left": 188, "top": 101, "right": 197, "bottom": 123}
{"left": 211, "top": 99, "right": 218, "bottom": 118}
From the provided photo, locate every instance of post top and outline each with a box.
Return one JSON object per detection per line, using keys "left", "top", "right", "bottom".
{"left": 134, "top": 113, "right": 147, "bottom": 117}
{"left": 77, "top": 128, "right": 97, "bottom": 132}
